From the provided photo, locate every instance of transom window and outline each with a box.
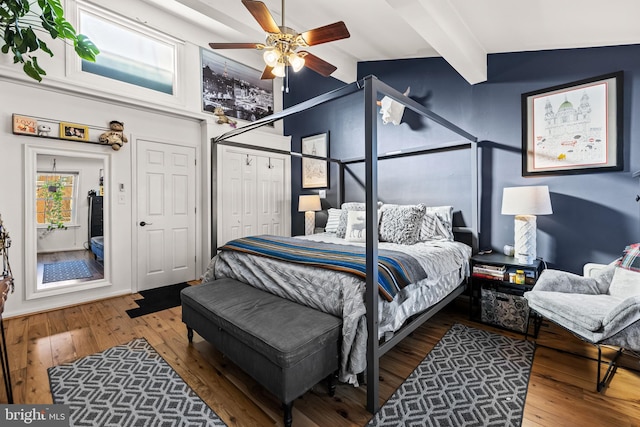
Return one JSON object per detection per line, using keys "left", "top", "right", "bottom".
{"left": 78, "top": 7, "right": 176, "bottom": 95}
{"left": 36, "top": 173, "right": 78, "bottom": 227}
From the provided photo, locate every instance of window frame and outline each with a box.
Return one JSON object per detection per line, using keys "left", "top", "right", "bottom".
{"left": 66, "top": 1, "right": 185, "bottom": 107}
{"left": 35, "top": 171, "right": 80, "bottom": 228}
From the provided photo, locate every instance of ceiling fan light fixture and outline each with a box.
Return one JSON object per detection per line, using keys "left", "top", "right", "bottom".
{"left": 263, "top": 49, "right": 279, "bottom": 67}
{"left": 272, "top": 62, "right": 286, "bottom": 77}
{"left": 288, "top": 52, "right": 305, "bottom": 72}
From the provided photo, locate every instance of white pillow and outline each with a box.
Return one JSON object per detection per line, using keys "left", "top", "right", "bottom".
{"left": 608, "top": 267, "right": 640, "bottom": 299}
{"left": 336, "top": 202, "right": 382, "bottom": 238}
{"left": 325, "top": 208, "right": 342, "bottom": 233}
{"left": 345, "top": 210, "right": 366, "bottom": 242}
{"left": 420, "top": 205, "right": 454, "bottom": 241}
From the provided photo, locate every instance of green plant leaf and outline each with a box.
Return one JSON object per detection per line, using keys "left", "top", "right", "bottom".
{"left": 32, "top": 56, "right": 45, "bottom": 74}
{"left": 75, "top": 34, "right": 99, "bottom": 61}
{"left": 2, "top": 0, "right": 99, "bottom": 81}
{"left": 23, "top": 60, "right": 43, "bottom": 82}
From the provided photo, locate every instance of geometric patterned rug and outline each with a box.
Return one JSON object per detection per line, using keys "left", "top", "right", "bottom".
{"left": 43, "top": 260, "right": 92, "bottom": 283}
{"left": 48, "top": 338, "right": 227, "bottom": 426}
{"left": 368, "top": 323, "right": 536, "bottom": 427}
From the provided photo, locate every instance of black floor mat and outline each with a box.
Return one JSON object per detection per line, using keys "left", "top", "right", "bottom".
{"left": 126, "top": 282, "right": 189, "bottom": 318}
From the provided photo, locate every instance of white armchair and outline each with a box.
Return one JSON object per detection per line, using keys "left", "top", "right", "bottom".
{"left": 524, "top": 259, "right": 640, "bottom": 391}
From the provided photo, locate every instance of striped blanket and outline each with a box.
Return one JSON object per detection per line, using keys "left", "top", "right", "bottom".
{"left": 219, "top": 235, "right": 428, "bottom": 301}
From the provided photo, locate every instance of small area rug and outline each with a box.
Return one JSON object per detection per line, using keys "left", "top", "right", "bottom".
{"left": 368, "top": 323, "right": 535, "bottom": 427}
{"left": 43, "top": 260, "right": 92, "bottom": 283}
{"left": 126, "top": 282, "right": 189, "bottom": 318}
{"left": 48, "top": 337, "right": 227, "bottom": 426}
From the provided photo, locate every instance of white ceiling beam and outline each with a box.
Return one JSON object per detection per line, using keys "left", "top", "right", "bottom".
{"left": 386, "top": 0, "right": 487, "bottom": 85}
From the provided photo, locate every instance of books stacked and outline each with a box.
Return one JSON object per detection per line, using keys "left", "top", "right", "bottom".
{"left": 472, "top": 264, "right": 506, "bottom": 281}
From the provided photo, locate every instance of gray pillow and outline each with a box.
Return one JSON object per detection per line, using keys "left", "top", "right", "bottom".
{"left": 379, "top": 204, "right": 426, "bottom": 245}
{"left": 336, "top": 202, "right": 382, "bottom": 238}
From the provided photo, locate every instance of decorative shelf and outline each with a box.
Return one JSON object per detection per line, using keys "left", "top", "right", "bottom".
{"left": 12, "top": 113, "right": 116, "bottom": 147}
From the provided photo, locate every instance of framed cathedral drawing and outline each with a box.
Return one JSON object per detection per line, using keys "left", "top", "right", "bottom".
{"left": 522, "top": 72, "right": 623, "bottom": 176}
{"left": 301, "top": 132, "right": 329, "bottom": 189}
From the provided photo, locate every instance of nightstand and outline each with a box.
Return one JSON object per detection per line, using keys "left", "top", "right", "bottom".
{"left": 469, "top": 253, "right": 544, "bottom": 334}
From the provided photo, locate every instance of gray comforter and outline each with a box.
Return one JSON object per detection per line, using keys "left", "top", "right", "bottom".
{"left": 202, "top": 235, "right": 471, "bottom": 385}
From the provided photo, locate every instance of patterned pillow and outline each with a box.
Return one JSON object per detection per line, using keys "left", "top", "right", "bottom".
{"left": 420, "top": 205, "right": 454, "bottom": 241}
{"left": 345, "top": 210, "right": 366, "bottom": 242}
{"left": 616, "top": 243, "right": 640, "bottom": 272}
{"left": 379, "top": 204, "right": 426, "bottom": 245}
{"left": 336, "top": 202, "right": 382, "bottom": 238}
{"left": 325, "top": 208, "right": 342, "bottom": 233}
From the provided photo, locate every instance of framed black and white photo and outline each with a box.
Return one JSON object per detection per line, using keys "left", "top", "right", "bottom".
{"left": 522, "top": 71, "right": 623, "bottom": 176}
{"left": 302, "top": 132, "right": 329, "bottom": 189}
{"left": 200, "top": 48, "right": 274, "bottom": 123}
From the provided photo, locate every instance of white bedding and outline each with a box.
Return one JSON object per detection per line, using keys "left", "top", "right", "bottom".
{"left": 202, "top": 233, "right": 471, "bottom": 385}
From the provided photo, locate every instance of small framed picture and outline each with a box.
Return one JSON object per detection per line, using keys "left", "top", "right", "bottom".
{"left": 59, "top": 122, "right": 90, "bottom": 141}
{"left": 301, "top": 132, "right": 329, "bottom": 189}
{"left": 12, "top": 114, "right": 38, "bottom": 135}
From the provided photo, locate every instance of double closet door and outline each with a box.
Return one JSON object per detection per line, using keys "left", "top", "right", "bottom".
{"left": 217, "top": 145, "right": 291, "bottom": 246}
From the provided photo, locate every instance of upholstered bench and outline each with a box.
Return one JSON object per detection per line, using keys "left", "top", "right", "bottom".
{"left": 181, "top": 278, "right": 342, "bottom": 427}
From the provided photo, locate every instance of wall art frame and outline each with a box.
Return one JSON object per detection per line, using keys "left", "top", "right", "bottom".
{"left": 521, "top": 71, "right": 623, "bottom": 176}
{"left": 200, "top": 48, "right": 274, "bottom": 124}
{"left": 301, "top": 132, "right": 329, "bottom": 189}
{"left": 59, "top": 122, "right": 90, "bottom": 141}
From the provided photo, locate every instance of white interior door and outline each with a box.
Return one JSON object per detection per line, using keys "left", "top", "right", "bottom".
{"left": 137, "top": 140, "right": 196, "bottom": 291}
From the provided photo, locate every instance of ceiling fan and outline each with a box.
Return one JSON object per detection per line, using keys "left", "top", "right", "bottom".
{"left": 209, "top": 0, "right": 350, "bottom": 79}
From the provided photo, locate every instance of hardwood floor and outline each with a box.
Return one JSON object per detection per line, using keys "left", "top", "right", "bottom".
{"left": 1, "top": 287, "right": 638, "bottom": 426}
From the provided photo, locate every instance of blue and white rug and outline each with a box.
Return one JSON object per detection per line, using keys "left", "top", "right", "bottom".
{"left": 368, "top": 323, "right": 536, "bottom": 427}
{"left": 48, "top": 338, "right": 227, "bottom": 426}
{"left": 42, "top": 260, "right": 92, "bottom": 283}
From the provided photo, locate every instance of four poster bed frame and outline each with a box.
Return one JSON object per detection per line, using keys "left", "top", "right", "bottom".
{"left": 211, "top": 75, "right": 479, "bottom": 413}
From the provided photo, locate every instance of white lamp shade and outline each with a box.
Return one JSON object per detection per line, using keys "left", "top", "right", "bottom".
{"left": 263, "top": 50, "right": 279, "bottom": 67}
{"left": 501, "top": 186, "right": 552, "bottom": 215}
{"left": 272, "top": 62, "right": 286, "bottom": 77}
{"left": 288, "top": 53, "right": 305, "bottom": 72}
{"left": 298, "top": 195, "right": 321, "bottom": 212}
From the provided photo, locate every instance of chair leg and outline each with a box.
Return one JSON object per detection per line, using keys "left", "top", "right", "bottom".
{"left": 0, "top": 316, "right": 13, "bottom": 403}
{"left": 596, "top": 345, "right": 623, "bottom": 392}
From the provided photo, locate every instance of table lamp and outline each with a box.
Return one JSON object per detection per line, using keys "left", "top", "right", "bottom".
{"left": 298, "top": 195, "right": 321, "bottom": 236}
{"left": 501, "top": 185, "right": 552, "bottom": 264}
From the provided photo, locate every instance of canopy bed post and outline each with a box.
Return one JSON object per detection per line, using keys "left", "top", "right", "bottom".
{"left": 364, "top": 76, "right": 381, "bottom": 413}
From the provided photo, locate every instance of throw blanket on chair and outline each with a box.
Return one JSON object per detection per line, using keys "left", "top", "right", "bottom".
{"left": 219, "top": 235, "right": 428, "bottom": 301}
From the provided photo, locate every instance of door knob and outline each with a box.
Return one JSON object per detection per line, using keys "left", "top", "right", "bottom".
{"left": 139, "top": 221, "right": 153, "bottom": 226}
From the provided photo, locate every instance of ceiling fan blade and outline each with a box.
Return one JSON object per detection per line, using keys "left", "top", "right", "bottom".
{"left": 242, "top": 0, "right": 281, "bottom": 34}
{"left": 209, "top": 42, "right": 261, "bottom": 49}
{"left": 299, "top": 51, "right": 337, "bottom": 77}
{"left": 300, "top": 21, "right": 350, "bottom": 46}
{"left": 261, "top": 66, "right": 275, "bottom": 80}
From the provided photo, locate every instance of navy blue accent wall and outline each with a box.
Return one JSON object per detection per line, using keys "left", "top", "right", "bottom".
{"left": 285, "top": 45, "right": 640, "bottom": 273}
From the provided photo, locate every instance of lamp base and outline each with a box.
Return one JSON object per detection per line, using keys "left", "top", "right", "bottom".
{"left": 514, "top": 214, "right": 536, "bottom": 265}
{"left": 304, "top": 211, "right": 315, "bottom": 236}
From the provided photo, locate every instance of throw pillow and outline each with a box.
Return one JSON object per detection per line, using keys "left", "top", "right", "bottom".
{"left": 608, "top": 266, "right": 640, "bottom": 299}
{"left": 379, "top": 204, "right": 426, "bottom": 245}
{"left": 345, "top": 210, "right": 366, "bottom": 242}
{"left": 325, "top": 208, "right": 342, "bottom": 233}
{"left": 420, "top": 205, "right": 454, "bottom": 241}
{"left": 616, "top": 243, "right": 640, "bottom": 272}
{"left": 336, "top": 202, "right": 382, "bottom": 238}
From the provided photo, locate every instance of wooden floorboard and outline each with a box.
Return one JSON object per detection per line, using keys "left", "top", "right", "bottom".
{"left": 0, "top": 291, "right": 638, "bottom": 426}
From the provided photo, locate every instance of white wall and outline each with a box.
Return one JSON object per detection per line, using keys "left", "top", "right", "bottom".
{"left": 0, "top": 0, "right": 286, "bottom": 317}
